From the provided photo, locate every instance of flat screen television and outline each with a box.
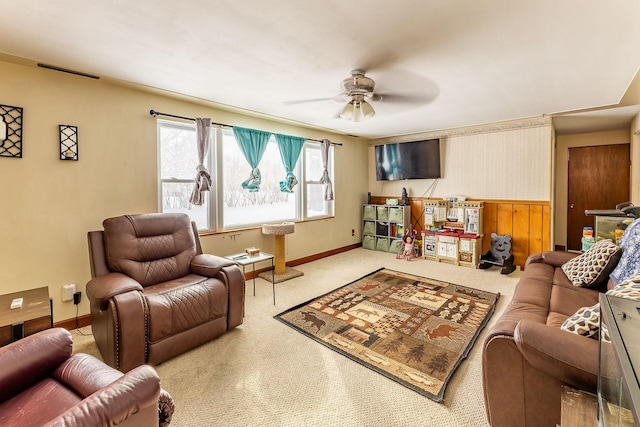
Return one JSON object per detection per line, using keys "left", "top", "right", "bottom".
{"left": 375, "top": 139, "right": 441, "bottom": 181}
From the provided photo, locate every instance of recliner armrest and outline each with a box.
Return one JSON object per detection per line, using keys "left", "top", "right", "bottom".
{"left": 539, "top": 250, "right": 579, "bottom": 268}
{"left": 190, "top": 253, "right": 238, "bottom": 277}
{"left": 0, "top": 328, "right": 73, "bottom": 402}
{"left": 87, "top": 272, "right": 143, "bottom": 311}
{"left": 45, "top": 365, "right": 161, "bottom": 427}
{"left": 514, "top": 319, "right": 598, "bottom": 391}
{"left": 53, "top": 353, "right": 123, "bottom": 397}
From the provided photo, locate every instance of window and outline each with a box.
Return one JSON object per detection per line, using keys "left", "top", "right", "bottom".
{"left": 158, "top": 121, "right": 211, "bottom": 230}
{"left": 158, "top": 121, "right": 334, "bottom": 232}
{"left": 304, "top": 143, "right": 331, "bottom": 218}
{"left": 221, "top": 130, "right": 296, "bottom": 228}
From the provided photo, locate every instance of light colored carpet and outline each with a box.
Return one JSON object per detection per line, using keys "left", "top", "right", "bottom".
{"left": 71, "top": 248, "right": 520, "bottom": 427}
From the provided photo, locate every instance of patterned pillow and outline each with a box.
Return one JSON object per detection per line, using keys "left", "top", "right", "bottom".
{"left": 561, "top": 239, "right": 622, "bottom": 287}
{"left": 561, "top": 275, "right": 640, "bottom": 341}
{"left": 610, "top": 219, "right": 640, "bottom": 285}
{"left": 561, "top": 303, "right": 601, "bottom": 339}
{"left": 606, "top": 275, "right": 640, "bottom": 299}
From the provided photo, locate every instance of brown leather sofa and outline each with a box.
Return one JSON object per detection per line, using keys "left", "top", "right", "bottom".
{"left": 0, "top": 327, "right": 174, "bottom": 426}
{"left": 87, "top": 213, "right": 245, "bottom": 372}
{"left": 482, "top": 251, "right": 608, "bottom": 427}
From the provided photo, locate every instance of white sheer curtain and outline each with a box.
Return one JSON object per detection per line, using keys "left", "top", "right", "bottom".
{"left": 189, "top": 118, "right": 212, "bottom": 205}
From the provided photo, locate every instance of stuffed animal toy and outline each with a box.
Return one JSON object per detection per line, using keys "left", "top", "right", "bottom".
{"left": 479, "top": 233, "right": 516, "bottom": 274}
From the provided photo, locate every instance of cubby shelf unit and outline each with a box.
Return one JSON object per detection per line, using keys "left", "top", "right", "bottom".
{"left": 362, "top": 204, "right": 411, "bottom": 253}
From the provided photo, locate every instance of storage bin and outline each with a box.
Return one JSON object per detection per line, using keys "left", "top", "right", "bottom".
{"left": 376, "top": 222, "right": 389, "bottom": 236}
{"left": 363, "top": 205, "right": 376, "bottom": 220}
{"left": 389, "top": 207, "right": 404, "bottom": 223}
{"left": 376, "top": 237, "right": 390, "bottom": 252}
{"left": 363, "top": 235, "right": 375, "bottom": 250}
{"left": 376, "top": 206, "right": 389, "bottom": 221}
{"left": 363, "top": 221, "right": 375, "bottom": 236}
{"left": 389, "top": 239, "right": 402, "bottom": 254}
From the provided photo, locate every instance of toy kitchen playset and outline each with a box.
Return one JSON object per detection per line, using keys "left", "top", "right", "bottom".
{"left": 422, "top": 198, "right": 484, "bottom": 268}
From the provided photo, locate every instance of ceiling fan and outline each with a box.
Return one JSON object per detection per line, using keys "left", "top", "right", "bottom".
{"left": 337, "top": 69, "right": 381, "bottom": 122}
{"left": 285, "top": 68, "right": 435, "bottom": 122}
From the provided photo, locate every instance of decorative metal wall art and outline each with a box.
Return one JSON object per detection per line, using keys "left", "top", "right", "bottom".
{"left": 0, "top": 104, "right": 23, "bottom": 158}
{"left": 59, "top": 125, "right": 78, "bottom": 161}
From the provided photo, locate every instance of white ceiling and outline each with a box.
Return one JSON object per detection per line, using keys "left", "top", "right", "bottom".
{"left": 2, "top": 0, "right": 640, "bottom": 139}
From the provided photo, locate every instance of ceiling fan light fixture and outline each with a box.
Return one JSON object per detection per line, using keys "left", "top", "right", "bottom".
{"left": 359, "top": 100, "right": 375, "bottom": 121}
{"left": 340, "top": 102, "right": 355, "bottom": 121}
{"left": 340, "top": 98, "right": 375, "bottom": 122}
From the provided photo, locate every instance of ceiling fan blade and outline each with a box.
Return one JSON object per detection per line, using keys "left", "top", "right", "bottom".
{"left": 372, "top": 92, "right": 437, "bottom": 105}
{"left": 331, "top": 94, "right": 350, "bottom": 103}
{"left": 282, "top": 97, "right": 334, "bottom": 106}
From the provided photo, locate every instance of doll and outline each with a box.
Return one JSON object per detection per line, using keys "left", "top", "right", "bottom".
{"left": 400, "top": 233, "right": 414, "bottom": 261}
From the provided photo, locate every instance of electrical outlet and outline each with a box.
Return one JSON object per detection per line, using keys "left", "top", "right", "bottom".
{"left": 352, "top": 229, "right": 355, "bottom": 236}
{"left": 62, "top": 283, "right": 76, "bottom": 302}
{"left": 73, "top": 291, "right": 82, "bottom": 305}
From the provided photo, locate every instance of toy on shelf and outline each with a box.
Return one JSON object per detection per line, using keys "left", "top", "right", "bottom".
{"left": 412, "top": 229, "right": 422, "bottom": 257}
{"left": 396, "top": 231, "right": 415, "bottom": 261}
{"left": 479, "top": 233, "right": 516, "bottom": 274}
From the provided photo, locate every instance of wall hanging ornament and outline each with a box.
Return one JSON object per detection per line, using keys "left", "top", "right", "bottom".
{"left": 59, "top": 125, "right": 78, "bottom": 161}
{"left": 0, "top": 104, "right": 23, "bottom": 158}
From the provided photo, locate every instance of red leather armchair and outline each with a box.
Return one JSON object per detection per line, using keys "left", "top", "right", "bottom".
{"left": 0, "top": 328, "right": 173, "bottom": 426}
{"left": 87, "top": 213, "right": 245, "bottom": 372}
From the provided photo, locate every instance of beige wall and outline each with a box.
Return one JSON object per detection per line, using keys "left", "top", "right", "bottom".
{"left": 368, "top": 124, "right": 553, "bottom": 201}
{"left": 554, "top": 129, "right": 630, "bottom": 248}
{"left": 0, "top": 59, "right": 368, "bottom": 323}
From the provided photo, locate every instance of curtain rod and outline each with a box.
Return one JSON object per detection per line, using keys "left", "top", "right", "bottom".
{"left": 149, "top": 109, "right": 342, "bottom": 146}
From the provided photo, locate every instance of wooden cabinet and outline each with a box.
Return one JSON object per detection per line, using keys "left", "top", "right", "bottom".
{"left": 362, "top": 204, "right": 411, "bottom": 253}
{"left": 0, "top": 287, "right": 51, "bottom": 346}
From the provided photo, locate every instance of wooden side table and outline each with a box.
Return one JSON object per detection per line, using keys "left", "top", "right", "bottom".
{"left": 0, "top": 287, "right": 52, "bottom": 346}
{"left": 560, "top": 386, "right": 597, "bottom": 427}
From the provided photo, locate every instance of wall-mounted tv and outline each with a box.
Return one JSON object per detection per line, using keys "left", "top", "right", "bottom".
{"left": 375, "top": 139, "right": 441, "bottom": 181}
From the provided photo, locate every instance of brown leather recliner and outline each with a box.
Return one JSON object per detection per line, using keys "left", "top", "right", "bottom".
{"left": 0, "top": 328, "right": 174, "bottom": 427}
{"left": 87, "top": 213, "right": 245, "bottom": 372}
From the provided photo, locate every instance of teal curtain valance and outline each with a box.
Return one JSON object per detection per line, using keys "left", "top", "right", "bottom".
{"left": 275, "top": 133, "right": 305, "bottom": 193}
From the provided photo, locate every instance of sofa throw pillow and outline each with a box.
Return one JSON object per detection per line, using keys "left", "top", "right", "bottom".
{"left": 560, "top": 303, "right": 601, "bottom": 339}
{"left": 606, "top": 275, "right": 640, "bottom": 299}
{"left": 561, "top": 239, "right": 622, "bottom": 287}
{"left": 610, "top": 218, "right": 640, "bottom": 285}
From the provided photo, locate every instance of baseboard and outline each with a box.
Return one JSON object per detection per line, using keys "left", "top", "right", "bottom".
{"left": 287, "top": 243, "right": 361, "bottom": 267}
{"left": 54, "top": 314, "right": 91, "bottom": 330}
{"left": 56, "top": 244, "right": 362, "bottom": 328}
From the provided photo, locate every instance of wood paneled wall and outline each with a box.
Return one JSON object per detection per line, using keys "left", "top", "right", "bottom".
{"left": 370, "top": 196, "right": 551, "bottom": 267}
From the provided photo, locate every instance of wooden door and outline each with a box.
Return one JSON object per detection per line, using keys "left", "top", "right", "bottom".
{"left": 567, "top": 144, "right": 630, "bottom": 250}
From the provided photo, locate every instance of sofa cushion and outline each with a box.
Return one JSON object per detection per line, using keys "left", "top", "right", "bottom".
{"left": 560, "top": 303, "right": 601, "bottom": 339}
{"left": 103, "top": 213, "right": 197, "bottom": 287}
{"left": 561, "top": 239, "right": 621, "bottom": 287}
{"left": 561, "top": 274, "right": 640, "bottom": 341}
{"left": 144, "top": 275, "right": 229, "bottom": 342}
{"left": 610, "top": 218, "right": 640, "bottom": 285}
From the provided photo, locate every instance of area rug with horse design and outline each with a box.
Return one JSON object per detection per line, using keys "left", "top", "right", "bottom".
{"left": 274, "top": 268, "right": 499, "bottom": 402}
